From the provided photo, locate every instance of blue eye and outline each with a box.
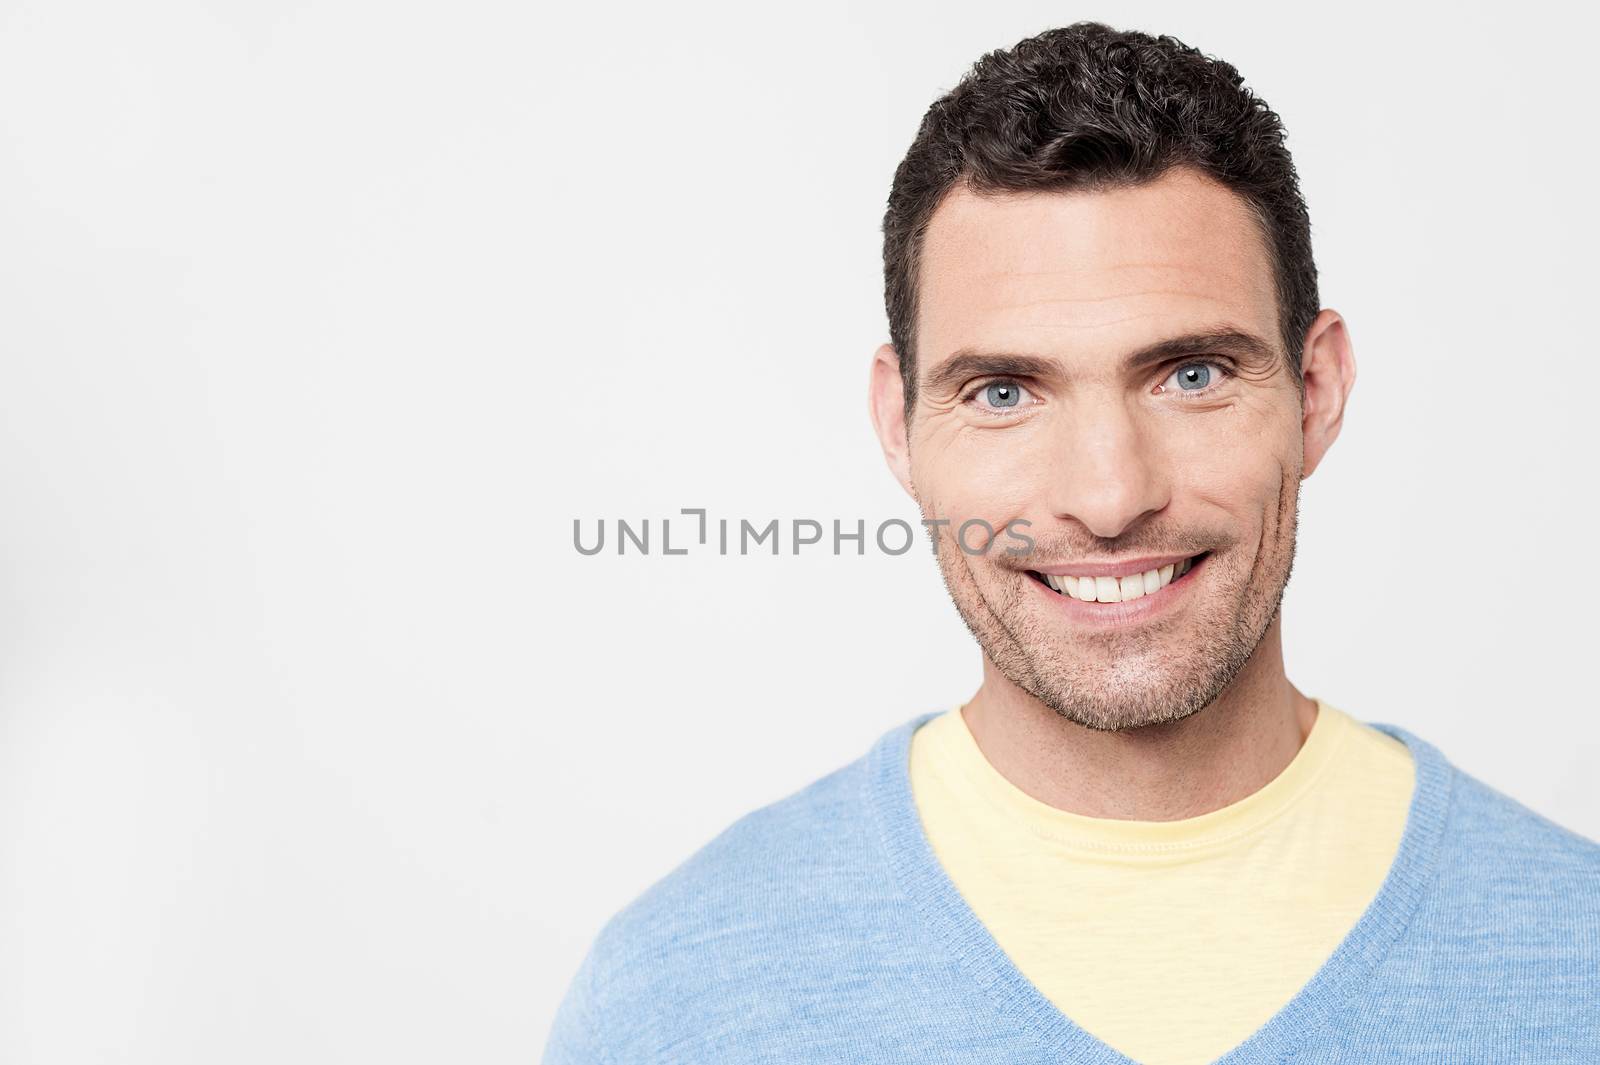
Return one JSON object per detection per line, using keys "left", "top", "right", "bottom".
{"left": 965, "top": 379, "right": 1035, "bottom": 414}
{"left": 985, "top": 382, "right": 1022, "bottom": 407}
{"left": 1161, "top": 360, "right": 1229, "bottom": 396}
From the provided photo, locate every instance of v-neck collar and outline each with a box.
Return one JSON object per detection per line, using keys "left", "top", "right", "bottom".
{"left": 865, "top": 709, "right": 1457, "bottom": 1065}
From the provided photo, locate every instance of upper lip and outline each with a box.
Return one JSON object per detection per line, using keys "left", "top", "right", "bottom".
{"left": 1029, "top": 552, "right": 1203, "bottom": 579}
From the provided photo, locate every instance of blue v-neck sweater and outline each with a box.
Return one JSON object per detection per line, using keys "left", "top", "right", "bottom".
{"left": 543, "top": 713, "right": 1600, "bottom": 1063}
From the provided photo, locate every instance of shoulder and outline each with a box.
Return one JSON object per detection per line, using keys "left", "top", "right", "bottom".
{"left": 1312, "top": 723, "right": 1600, "bottom": 1052}
{"left": 542, "top": 722, "right": 914, "bottom": 1062}
{"left": 1440, "top": 757, "right": 1600, "bottom": 893}
{"left": 1366, "top": 720, "right": 1600, "bottom": 896}
{"left": 601, "top": 746, "right": 879, "bottom": 938}
{"left": 1398, "top": 727, "right": 1600, "bottom": 967}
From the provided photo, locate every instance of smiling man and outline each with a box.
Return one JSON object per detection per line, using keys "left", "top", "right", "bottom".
{"left": 543, "top": 23, "right": 1600, "bottom": 1065}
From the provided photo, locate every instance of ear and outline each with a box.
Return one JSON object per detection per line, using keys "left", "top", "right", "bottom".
{"left": 867, "top": 342, "right": 915, "bottom": 496}
{"left": 1299, "top": 309, "right": 1356, "bottom": 480}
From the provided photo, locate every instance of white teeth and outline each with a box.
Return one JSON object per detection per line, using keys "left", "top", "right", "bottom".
{"left": 1038, "top": 555, "right": 1203, "bottom": 600}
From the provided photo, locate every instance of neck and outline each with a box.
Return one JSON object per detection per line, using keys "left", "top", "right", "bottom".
{"left": 960, "top": 615, "right": 1318, "bottom": 822}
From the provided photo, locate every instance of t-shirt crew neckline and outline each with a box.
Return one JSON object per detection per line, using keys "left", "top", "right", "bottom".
{"left": 927, "top": 698, "right": 1355, "bottom": 857}
{"left": 866, "top": 707, "right": 1456, "bottom": 1065}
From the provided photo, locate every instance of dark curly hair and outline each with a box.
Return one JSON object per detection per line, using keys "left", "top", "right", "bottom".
{"left": 882, "top": 22, "right": 1319, "bottom": 420}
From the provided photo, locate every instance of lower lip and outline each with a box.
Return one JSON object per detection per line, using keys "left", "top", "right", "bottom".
{"left": 1029, "top": 554, "right": 1208, "bottom": 629}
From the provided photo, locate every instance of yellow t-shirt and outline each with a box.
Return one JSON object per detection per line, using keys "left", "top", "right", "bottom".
{"left": 908, "top": 698, "right": 1415, "bottom": 1065}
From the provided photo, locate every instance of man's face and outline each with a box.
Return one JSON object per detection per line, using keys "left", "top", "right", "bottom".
{"left": 898, "top": 167, "right": 1306, "bottom": 732}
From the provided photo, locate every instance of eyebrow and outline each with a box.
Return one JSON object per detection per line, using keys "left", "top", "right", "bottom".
{"left": 920, "top": 329, "right": 1279, "bottom": 395}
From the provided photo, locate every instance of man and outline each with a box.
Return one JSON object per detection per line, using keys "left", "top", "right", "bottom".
{"left": 543, "top": 22, "right": 1600, "bottom": 1064}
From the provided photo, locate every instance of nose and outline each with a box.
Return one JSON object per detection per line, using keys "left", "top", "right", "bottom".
{"left": 1044, "top": 396, "right": 1170, "bottom": 539}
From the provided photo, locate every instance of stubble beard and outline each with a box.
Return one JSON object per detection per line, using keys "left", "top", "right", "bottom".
{"left": 925, "top": 479, "right": 1301, "bottom": 733}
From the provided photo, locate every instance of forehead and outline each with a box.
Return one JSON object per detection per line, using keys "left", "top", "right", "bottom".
{"left": 917, "top": 167, "right": 1280, "bottom": 373}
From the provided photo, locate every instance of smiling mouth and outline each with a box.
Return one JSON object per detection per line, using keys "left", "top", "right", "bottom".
{"left": 1027, "top": 551, "right": 1210, "bottom": 604}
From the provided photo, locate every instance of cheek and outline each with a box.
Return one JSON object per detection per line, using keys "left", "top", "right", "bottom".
{"left": 910, "top": 427, "right": 1051, "bottom": 525}
{"left": 1180, "top": 413, "right": 1298, "bottom": 519}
